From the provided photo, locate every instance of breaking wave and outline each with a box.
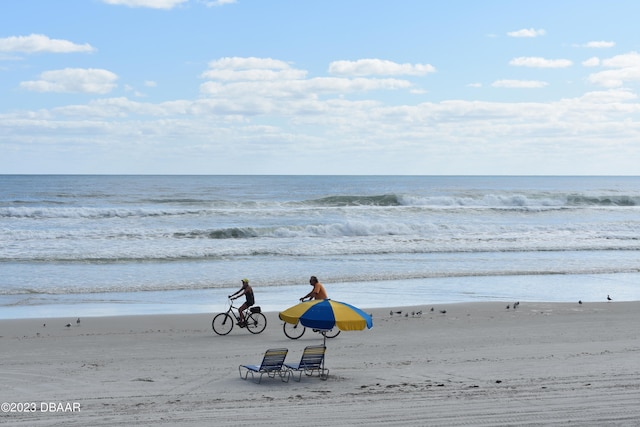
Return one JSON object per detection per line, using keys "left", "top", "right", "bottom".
{"left": 3, "top": 190, "right": 640, "bottom": 220}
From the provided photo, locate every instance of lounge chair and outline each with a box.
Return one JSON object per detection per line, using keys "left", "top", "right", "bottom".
{"left": 284, "top": 345, "right": 328, "bottom": 381}
{"left": 238, "top": 348, "right": 290, "bottom": 383}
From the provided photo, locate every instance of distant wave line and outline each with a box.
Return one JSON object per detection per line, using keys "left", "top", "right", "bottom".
{"left": 7, "top": 219, "right": 639, "bottom": 242}
{"left": 309, "top": 194, "right": 401, "bottom": 206}
{"left": 3, "top": 192, "right": 640, "bottom": 218}
{"left": 2, "top": 245, "right": 639, "bottom": 263}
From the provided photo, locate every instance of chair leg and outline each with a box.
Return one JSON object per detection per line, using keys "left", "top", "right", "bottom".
{"left": 253, "top": 372, "right": 263, "bottom": 384}
{"left": 238, "top": 365, "right": 248, "bottom": 380}
{"left": 240, "top": 367, "right": 289, "bottom": 383}
{"left": 320, "top": 368, "right": 329, "bottom": 380}
{"left": 239, "top": 366, "right": 262, "bottom": 383}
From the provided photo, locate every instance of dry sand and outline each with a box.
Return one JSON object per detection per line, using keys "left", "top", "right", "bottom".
{"left": 1, "top": 301, "right": 639, "bottom": 426}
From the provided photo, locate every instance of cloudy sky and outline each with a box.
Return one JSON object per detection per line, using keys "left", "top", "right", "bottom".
{"left": 1, "top": 0, "right": 640, "bottom": 175}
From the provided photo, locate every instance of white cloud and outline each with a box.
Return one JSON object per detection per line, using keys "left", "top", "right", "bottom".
{"left": 328, "top": 59, "right": 436, "bottom": 76}
{"left": 587, "top": 52, "right": 640, "bottom": 88}
{"left": 124, "top": 84, "right": 146, "bottom": 97}
{"left": 144, "top": 81, "right": 157, "bottom": 87}
{"left": 588, "top": 68, "right": 640, "bottom": 88}
{"left": 201, "top": 57, "right": 307, "bottom": 81}
{"left": 0, "top": 34, "right": 95, "bottom": 53}
{"left": 101, "top": 0, "right": 187, "bottom": 9}
{"left": 200, "top": 0, "right": 236, "bottom": 6}
{"left": 576, "top": 88, "right": 637, "bottom": 103}
{"left": 510, "top": 57, "right": 572, "bottom": 68}
{"left": 507, "top": 28, "right": 546, "bottom": 38}
{"left": 7, "top": 54, "right": 640, "bottom": 174}
{"left": 198, "top": 57, "right": 415, "bottom": 107}
{"left": 491, "top": 80, "right": 549, "bottom": 88}
{"left": 201, "top": 68, "right": 307, "bottom": 81}
{"left": 199, "top": 77, "right": 412, "bottom": 103}
{"left": 51, "top": 97, "right": 195, "bottom": 118}
{"left": 583, "top": 41, "right": 615, "bottom": 48}
{"left": 8, "top": 86, "right": 640, "bottom": 175}
{"left": 207, "top": 57, "right": 293, "bottom": 70}
{"left": 582, "top": 57, "right": 600, "bottom": 67}
{"left": 20, "top": 68, "right": 118, "bottom": 94}
{"left": 601, "top": 51, "right": 640, "bottom": 68}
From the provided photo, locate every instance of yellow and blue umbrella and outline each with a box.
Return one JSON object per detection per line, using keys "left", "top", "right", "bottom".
{"left": 279, "top": 299, "right": 373, "bottom": 332}
{"left": 280, "top": 299, "right": 372, "bottom": 379}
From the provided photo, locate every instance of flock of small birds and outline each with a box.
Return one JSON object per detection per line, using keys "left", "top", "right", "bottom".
{"left": 41, "top": 295, "right": 617, "bottom": 330}
{"left": 390, "top": 310, "right": 424, "bottom": 317}
{"left": 388, "top": 295, "right": 614, "bottom": 319}
{"left": 41, "top": 318, "right": 81, "bottom": 328}
{"left": 389, "top": 308, "right": 443, "bottom": 317}
{"left": 45, "top": 318, "right": 81, "bottom": 328}
{"left": 578, "top": 295, "right": 613, "bottom": 305}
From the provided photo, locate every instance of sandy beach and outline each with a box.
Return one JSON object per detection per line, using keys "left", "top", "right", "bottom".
{"left": 1, "top": 301, "right": 639, "bottom": 426}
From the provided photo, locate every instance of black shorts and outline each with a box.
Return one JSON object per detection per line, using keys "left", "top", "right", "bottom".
{"left": 245, "top": 293, "right": 255, "bottom": 307}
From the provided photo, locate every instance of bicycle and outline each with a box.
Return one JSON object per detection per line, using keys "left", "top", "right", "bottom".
{"left": 282, "top": 298, "right": 341, "bottom": 340}
{"left": 212, "top": 298, "right": 267, "bottom": 335}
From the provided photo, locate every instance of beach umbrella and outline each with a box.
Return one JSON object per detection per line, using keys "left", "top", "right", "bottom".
{"left": 279, "top": 299, "right": 373, "bottom": 378}
{"left": 279, "top": 299, "right": 373, "bottom": 338}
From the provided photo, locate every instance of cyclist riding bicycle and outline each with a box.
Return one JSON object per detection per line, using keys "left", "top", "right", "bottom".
{"left": 229, "top": 278, "right": 254, "bottom": 327}
{"left": 300, "top": 276, "right": 327, "bottom": 301}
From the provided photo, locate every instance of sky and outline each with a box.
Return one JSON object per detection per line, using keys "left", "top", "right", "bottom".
{"left": 1, "top": 0, "right": 640, "bottom": 175}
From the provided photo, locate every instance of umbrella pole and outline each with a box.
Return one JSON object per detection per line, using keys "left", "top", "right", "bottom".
{"left": 321, "top": 331, "right": 328, "bottom": 380}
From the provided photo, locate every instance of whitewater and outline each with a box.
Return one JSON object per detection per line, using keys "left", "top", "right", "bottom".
{"left": 1, "top": 175, "right": 639, "bottom": 319}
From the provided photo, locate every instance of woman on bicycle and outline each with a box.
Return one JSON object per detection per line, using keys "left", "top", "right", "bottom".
{"left": 229, "top": 279, "right": 254, "bottom": 327}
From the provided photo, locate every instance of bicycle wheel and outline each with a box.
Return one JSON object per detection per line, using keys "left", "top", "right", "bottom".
{"left": 212, "top": 313, "right": 234, "bottom": 335}
{"left": 246, "top": 312, "right": 267, "bottom": 334}
{"left": 324, "top": 328, "right": 341, "bottom": 338}
{"left": 283, "top": 321, "right": 306, "bottom": 339}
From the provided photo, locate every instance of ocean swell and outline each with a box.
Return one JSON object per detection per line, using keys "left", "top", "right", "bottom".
{"left": 308, "top": 194, "right": 401, "bottom": 206}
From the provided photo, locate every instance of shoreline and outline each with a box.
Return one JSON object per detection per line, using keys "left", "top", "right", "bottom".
{"left": 2, "top": 301, "right": 640, "bottom": 425}
{"left": 4, "top": 270, "right": 640, "bottom": 321}
{"left": 0, "top": 298, "right": 637, "bottom": 324}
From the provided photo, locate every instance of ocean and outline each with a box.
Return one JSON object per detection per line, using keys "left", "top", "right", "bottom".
{"left": 1, "top": 175, "right": 639, "bottom": 319}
